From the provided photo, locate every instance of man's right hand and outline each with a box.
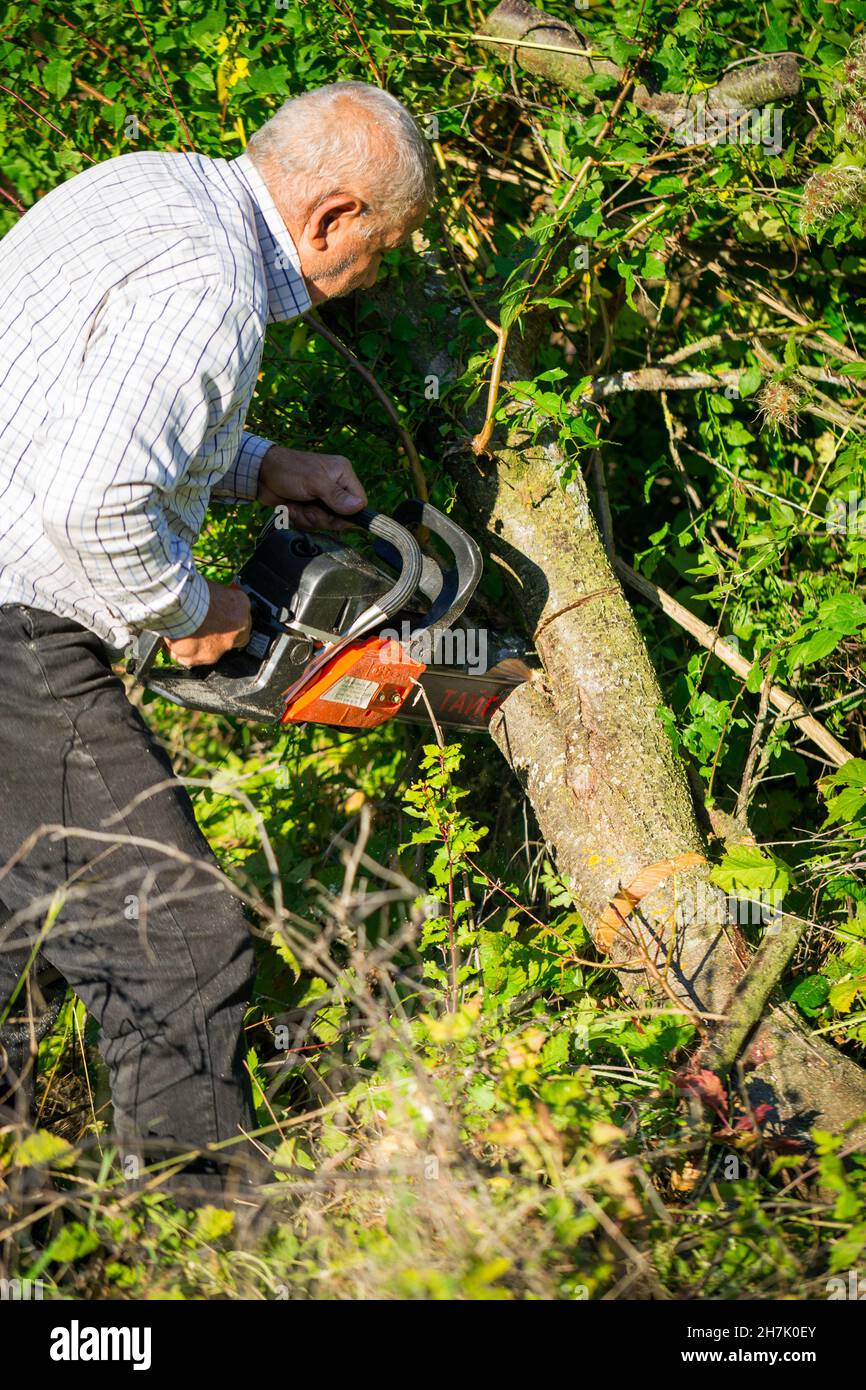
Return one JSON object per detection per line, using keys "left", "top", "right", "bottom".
{"left": 163, "top": 579, "right": 252, "bottom": 668}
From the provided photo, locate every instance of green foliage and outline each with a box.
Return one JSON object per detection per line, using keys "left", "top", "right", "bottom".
{"left": 401, "top": 742, "right": 487, "bottom": 990}
{"left": 1, "top": 0, "right": 865, "bottom": 1302}
{"left": 822, "top": 758, "right": 866, "bottom": 828}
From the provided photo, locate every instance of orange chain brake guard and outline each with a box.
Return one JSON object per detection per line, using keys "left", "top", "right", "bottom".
{"left": 280, "top": 635, "right": 426, "bottom": 729}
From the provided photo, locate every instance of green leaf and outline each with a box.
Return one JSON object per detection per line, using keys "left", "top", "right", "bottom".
{"left": 711, "top": 843, "right": 793, "bottom": 897}
{"left": 540, "top": 1031, "right": 570, "bottom": 1071}
{"left": 613, "top": 141, "right": 646, "bottom": 163}
{"left": 247, "top": 69, "right": 290, "bottom": 95}
{"left": 649, "top": 175, "right": 684, "bottom": 197}
{"left": 745, "top": 660, "right": 765, "bottom": 693}
{"left": 42, "top": 58, "right": 72, "bottom": 101}
{"left": 738, "top": 366, "right": 763, "bottom": 397}
{"left": 722, "top": 421, "right": 756, "bottom": 446}
{"left": 789, "top": 974, "right": 830, "bottom": 1015}
{"left": 12, "top": 1130, "right": 76, "bottom": 1169}
{"left": 185, "top": 62, "right": 216, "bottom": 91}
{"left": 675, "top": 8, "right": 702, "bottom": 34}
{"left": 194, "top": 1206, "right": 235, "bottom": 1240}
{"left": 616, "top": 259, "right": 637, "bottom": 308}
{"left": 643, "top": 252, "right": 666, "bottom": 279}
{"left": 270, "top": 929, "right": 300, "bottom": 978}
{"left": 190, "top": 12, "right": 227, "bottom": 41}
{"left": 817, "top": 593, "right": 866, "bottom": 633}
{"left": 828, "top": 976, "right": 866, "bottom": 1013}
{"left": 821, "top": 759, "right": 866, "bottom": 826}
{"left": 571, "top": 209, "right": 603, "bottom": 238}
{"left": 789, "top": 627, "right": 847, "bottom": 668}
{"left": 44, "top": 1222, "right": 100, "bottom": 1264}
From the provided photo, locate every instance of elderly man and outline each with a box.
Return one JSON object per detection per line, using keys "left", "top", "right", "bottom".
{"left": 0, "top": 81, "right": 434, "bottom": 1195}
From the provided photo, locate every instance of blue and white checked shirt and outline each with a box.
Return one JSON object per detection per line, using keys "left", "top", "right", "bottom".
{"left": 0, "top": 150, "right": 311, "bottom": 648}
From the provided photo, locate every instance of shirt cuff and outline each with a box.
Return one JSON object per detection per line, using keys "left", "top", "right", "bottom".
{"left": 211, "top": 431, "right": 273, "bottom": 502}
{"left": 143, "top": 564, "right": 211, "bottom": 640}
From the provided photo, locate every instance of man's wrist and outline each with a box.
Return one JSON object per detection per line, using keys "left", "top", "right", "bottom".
{"left": 257, "top": 443, "right": 302, "bottom": 506}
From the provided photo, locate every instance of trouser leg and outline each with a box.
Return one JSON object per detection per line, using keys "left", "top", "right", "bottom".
{"left": 0, "top": 604, "right": 259, "bottom": 1189}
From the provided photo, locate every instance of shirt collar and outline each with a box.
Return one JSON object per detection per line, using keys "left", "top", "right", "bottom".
{"left": 232, "top": 151, "right": 312, "bottom": 323}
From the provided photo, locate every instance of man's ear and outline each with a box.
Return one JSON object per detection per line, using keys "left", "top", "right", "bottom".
{"left": 307, "top": 193, "right": 366, "bottom": 249}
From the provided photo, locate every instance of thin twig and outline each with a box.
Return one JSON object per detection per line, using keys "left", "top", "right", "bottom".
{"left": 735, "top": 670, "right": 775, "bottom": 821}
{"left": 615, "top": 558, "right": 853, "bottom": 767}
{"left": 128, "top": 0, "right": 194, "bottom": 149}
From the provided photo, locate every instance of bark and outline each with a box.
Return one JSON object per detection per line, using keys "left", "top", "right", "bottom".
{"left": 369, "top": 260, "right": 866, "bottom": 1146}
{"left": 698, "top": 912, "right": 809, "bottom": 1079}
{"left": 476, "top": 0, "right": 801, "bottom": 129}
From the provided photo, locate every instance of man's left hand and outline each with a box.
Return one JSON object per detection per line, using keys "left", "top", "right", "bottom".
{"left": 257, "top": 445, "right": 367, "bottom": 529}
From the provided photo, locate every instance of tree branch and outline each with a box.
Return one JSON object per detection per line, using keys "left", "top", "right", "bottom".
{"left": 476, "top": 0, "right": 801, "bottom": 126}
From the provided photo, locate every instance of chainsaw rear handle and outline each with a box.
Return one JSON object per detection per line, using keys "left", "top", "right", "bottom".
{"left": 128, "top": 505, "right": 425, "bottom": 683}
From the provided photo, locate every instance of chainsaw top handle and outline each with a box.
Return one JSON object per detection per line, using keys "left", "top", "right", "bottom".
{"left": 372, "top": 498, "right": 483, "bottom": 638}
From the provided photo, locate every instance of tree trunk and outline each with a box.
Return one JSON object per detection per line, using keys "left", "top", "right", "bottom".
{"left": 368, "top": 260, "right": 866, "bottom": 1145}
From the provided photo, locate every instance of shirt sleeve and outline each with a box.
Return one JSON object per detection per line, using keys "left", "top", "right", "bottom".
{"left": 39, "top": 286, "right": 265, "bottom": 638}
{"left": 210, "top": 429, "right": 273, "bottom": 502}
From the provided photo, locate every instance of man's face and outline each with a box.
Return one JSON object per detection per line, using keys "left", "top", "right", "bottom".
{"left": 294, "top": 199, "right": 430, "bottom": 304}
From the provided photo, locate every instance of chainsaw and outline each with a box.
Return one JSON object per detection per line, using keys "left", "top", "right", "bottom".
{"left": 127, "top": 500, "right": 535, "bottom": 733}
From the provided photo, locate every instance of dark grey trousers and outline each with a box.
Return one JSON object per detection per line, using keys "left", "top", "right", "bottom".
{"left": 0, "top": 603, "right": 258, "bottom": 1189}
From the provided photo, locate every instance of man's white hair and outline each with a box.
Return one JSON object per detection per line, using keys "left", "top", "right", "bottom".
{"left": 246, "top": 81, "right": 435, "bottom": 235}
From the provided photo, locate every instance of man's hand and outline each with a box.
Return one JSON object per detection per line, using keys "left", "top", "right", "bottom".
{"left": 257, "top": 445, "right": 367, "bottom": 530}
{"left": 163, "top": 579, "right": 252, "bottom": 668}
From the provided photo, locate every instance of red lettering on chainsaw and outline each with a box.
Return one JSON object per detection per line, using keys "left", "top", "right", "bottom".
{"left": 435, "top": 687, "right": 506, "bottom": 724}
